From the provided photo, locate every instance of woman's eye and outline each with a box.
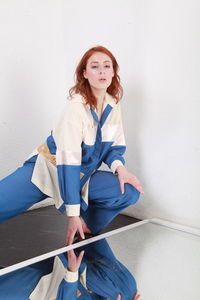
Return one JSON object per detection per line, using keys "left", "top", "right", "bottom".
{"left": 91, "top": 65, "right": 111, "bottom": 69}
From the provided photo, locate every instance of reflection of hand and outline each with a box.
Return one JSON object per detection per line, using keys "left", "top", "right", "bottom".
{"left": 116, "top": 166, "right": 144, "bottom": 195}
{"left": 66, "top": 216, "right": 85, "bottom": 245}
{"left": 67, "top": 249, "right": 84, "bottom": 272}
{"left": 133, "top": 291, "right": 140, "bottom": 300}
{"left": 117, "top": 291, "right": 140, "bottom": 300}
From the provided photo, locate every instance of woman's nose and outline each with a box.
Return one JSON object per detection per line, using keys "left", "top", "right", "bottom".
{"left": 99, "top": 67, "right": 105, "bottom": 74}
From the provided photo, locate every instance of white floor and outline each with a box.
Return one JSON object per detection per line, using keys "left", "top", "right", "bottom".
{"left": 107, "top": 220, "right": 200, "bottom": 300}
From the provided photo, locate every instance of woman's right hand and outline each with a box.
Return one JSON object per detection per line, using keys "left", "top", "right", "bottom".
{"left": 66, "top": 216, "right": 85, "bottom": 245}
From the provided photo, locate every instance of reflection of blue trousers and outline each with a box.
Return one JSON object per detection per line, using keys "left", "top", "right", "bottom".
{"left": 0, "top": 239, "right": 137, "bottom": 299}
{"left": 0, "top": 160, "right": 140, "bottom": 232}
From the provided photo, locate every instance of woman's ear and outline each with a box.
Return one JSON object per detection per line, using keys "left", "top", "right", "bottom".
{"left": 83, "top": 69, "right": 87, "bottom": 79}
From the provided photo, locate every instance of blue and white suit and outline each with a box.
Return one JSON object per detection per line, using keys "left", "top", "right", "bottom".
{"left": 0, "top": 93, "right": 140, "bottom": 232}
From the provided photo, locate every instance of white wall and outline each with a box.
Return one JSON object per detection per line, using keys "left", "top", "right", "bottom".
{"left": 121, "top": 0, "right": 200, "bottom": 229}
{"left": 0, "top": 0, "right": 199, "bottom": 228}
{"left": 0, "top": 0, "right": 67, "bottom": 174}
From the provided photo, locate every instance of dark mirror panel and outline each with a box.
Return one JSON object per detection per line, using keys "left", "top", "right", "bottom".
{"left": 0, "top": 236, "right": 138, "bottom": 300}
{"left": 1, "top": 216, "right": 200, "bottom": 298}
{"left": 0, "top": 205, "right": 139, "bottom": 269}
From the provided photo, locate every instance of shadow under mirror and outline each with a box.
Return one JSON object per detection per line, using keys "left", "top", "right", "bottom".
{"left": 0, "top": 237, "right": 138, "bottom": 300}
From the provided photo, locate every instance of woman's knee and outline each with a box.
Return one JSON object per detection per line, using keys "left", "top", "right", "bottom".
{"left": 124, "top": 183, "right": 140, "bottom": 205}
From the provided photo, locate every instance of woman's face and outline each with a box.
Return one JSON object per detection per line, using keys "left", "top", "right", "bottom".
{"left": 83, "top": 52, "right": 114, "bottom": 92}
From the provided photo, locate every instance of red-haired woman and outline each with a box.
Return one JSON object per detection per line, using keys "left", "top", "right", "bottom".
{"left": 0, "top": 46, "right": 144, "bottom": 244}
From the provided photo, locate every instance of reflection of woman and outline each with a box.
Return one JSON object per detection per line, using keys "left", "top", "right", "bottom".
{"left": 0, "top": 239, "right": 140, "bottom": 299}
{"left": 0, "top": 46, "right": 143, "bottom": 244}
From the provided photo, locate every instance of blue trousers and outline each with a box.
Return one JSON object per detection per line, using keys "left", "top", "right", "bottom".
{"left": 0, "top": 161, "right": 140, "bottom": 233}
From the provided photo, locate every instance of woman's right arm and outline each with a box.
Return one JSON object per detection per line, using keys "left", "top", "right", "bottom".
{"left": 53, "top": 102, "right": 84, "bottom": 243}
{"left": 56, "top": 250, "right": 84, "bottom": 300}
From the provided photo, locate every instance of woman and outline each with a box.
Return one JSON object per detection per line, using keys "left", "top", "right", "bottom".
{"left": 0, "top": 46, "right": 144, "bottom": 244}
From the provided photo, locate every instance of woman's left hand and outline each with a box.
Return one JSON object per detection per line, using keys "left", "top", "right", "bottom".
{"left": 116, "top": 166, "right": 144, "bottom": 195}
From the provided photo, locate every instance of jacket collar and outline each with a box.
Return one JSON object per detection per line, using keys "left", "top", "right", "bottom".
{"left": 70, "top": 92, "right": 117, "bottom": 109}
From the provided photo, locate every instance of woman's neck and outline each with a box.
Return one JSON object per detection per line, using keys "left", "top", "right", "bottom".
{"left": 91, "top": 88, "right": 106, "bottom": 120}
{"left": 91, "top": 87, "right": 106, "bottom": 108}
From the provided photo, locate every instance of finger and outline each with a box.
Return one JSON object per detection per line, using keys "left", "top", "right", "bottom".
{"left": 116, "top": 294, "right": 121, "bottom": 300}
{"left": 120, "top": 180, "right": 124, "bottom": 194}
{"left": 81, "top": 220, "right": 92, "bottom": 233}
{"left": 66, "top": 233, "right": 71, "bottom": 245}
{"left": 135, "top": 184, "right": 144, "bottom": 194}
{"left": 137, "top": 184, "right": 144, "bottom": 194}
{"left": 67, "top": 249, "right": 75, "bottom": 259}
{"left": 77, "top": 250, "right": 84, "bottom": 265}
{"left": 78, "top": 225, "right": 85, "bottom": 240}
{"left": 67, "top": 231, "right": 75, "bottom": 245}
{"left": 134, "top": 291, "right": 140, "bottom": 300}
{"left": 69, "top": 249, "right": 76, "bottom": 257}
{"left": 130, "top": 179, "right": 144, "bottom": 194}
{"left": 131, "top": 178, "right": 141, "bottom": 187}
{"left": 132, "top": 177, "right": 145, "bottom": 195}
{"left": 83, "top": 223, "right": 92, "bottom": 233}
{"left": 140, "top": 188, "right": 145, "bottom": 195}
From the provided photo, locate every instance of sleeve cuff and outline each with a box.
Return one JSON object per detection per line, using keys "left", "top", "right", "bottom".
{"left": 65, "top": 270, "right": 78, "bottom": 282}
{"left": 110, "top": 160, "right": 124, "bottom": 174}
{"left": 65, "top": 204, "right": 80, "bottom": 216}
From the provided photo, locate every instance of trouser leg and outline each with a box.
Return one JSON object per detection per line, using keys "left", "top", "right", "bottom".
{"left": 0, "top": 162, "right": 48, "bottom": 224}
{"left": 81, "top": 170, "right": 140, "bottom": 234}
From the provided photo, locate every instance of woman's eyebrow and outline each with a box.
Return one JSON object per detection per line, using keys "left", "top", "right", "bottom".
{"left": 90, "top": 60, "right": 112, "bottom": 64}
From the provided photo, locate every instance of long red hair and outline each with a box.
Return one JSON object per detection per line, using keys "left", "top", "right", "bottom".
{"left": 69, "top": 46, "right": 123, "bottom": 109}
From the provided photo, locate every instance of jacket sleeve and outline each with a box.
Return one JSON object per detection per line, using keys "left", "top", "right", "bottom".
{"left": 56, "top": 270, "right": 79, "bottom": 300}
{"left": 103, "top": 103, "right": 126, "bottom": 174}
{"left": 53, "top": 102, "right": 83, "bottom": 217}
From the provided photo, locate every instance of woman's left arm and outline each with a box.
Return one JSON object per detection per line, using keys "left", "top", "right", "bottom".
{"left": 103, "top": 103, "right": 144, "bottom": 195}
{"left": 102, "top": 103, "right": 127, "bottom": 173}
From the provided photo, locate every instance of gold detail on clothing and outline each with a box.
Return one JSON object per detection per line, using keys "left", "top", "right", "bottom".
{"left": 37, "top": 143, "right": 56, "bottom": 166}
{"left": 37, "top": 143, "right": 85, "bottom": 180}
{"left": 87, "top": 289, "right": 93, "bottom": 294}
{"left": 77, "top": 289, "right": 82, "bottom": 297}
{"left": 80, "top": 172, "right": 84, "bottom": 179}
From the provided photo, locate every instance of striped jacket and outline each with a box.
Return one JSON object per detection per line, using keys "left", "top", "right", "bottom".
{"left": 27, "top": 92, "right": 126, "bottom": 216}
